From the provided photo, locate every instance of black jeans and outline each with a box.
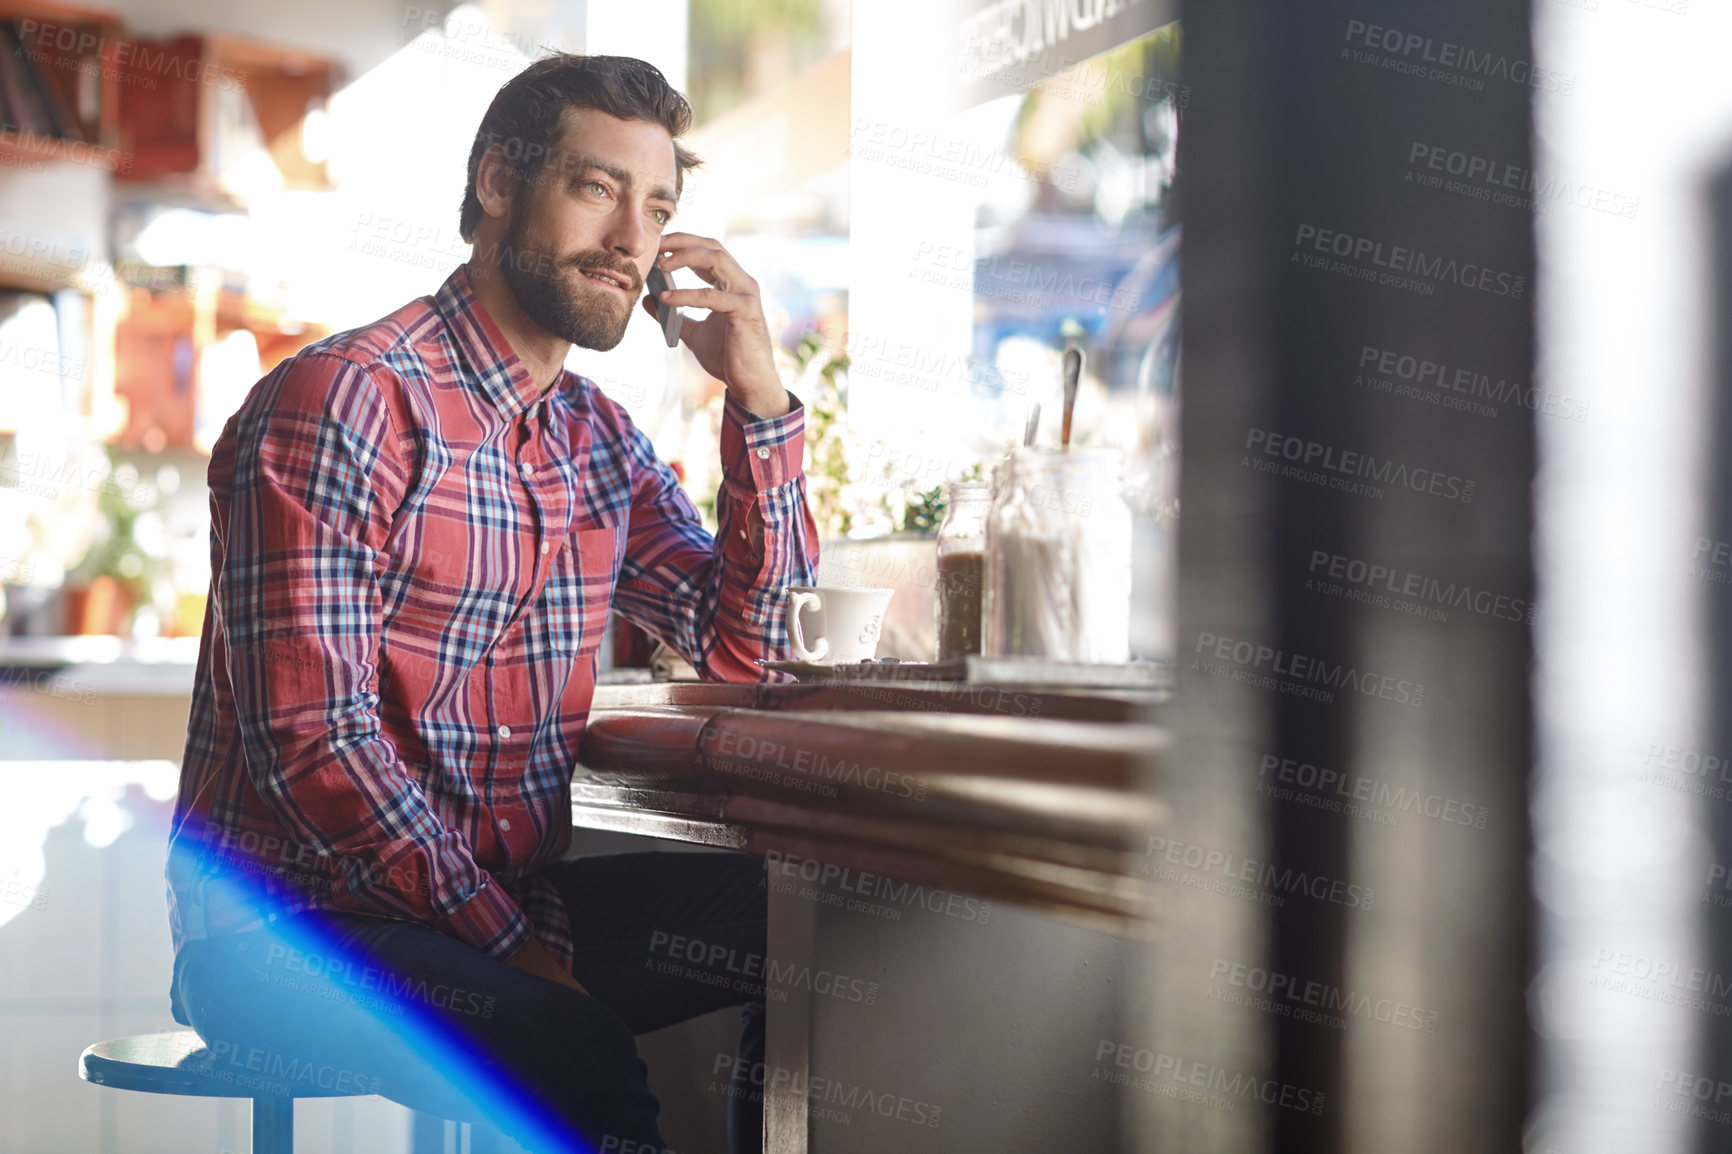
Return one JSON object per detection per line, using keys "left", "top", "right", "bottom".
{"left": 173, "top": 851, "right": 767, "bottom": 1153}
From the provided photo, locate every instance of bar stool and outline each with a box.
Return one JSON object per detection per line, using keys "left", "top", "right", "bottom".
{"left": 78, "top": 1029, "right": 359, "bottom": 1153}
{"left": 79, "top": 1030, "right": 516, "bottom": 1153}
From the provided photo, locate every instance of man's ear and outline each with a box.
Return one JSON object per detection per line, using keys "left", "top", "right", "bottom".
{"left": 475, "top": 144, "right": 518, "bottom": 224}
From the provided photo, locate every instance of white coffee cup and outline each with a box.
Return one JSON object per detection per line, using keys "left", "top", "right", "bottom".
{"left": 784, "top": 586, "right": 895, "bottom": 664}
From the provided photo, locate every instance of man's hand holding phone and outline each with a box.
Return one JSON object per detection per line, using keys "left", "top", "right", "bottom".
{"left": 641, "top": 232, "right": 790, "bottom": 420}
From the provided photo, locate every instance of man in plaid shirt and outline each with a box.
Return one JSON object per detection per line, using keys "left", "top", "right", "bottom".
{"left": 164, "top": 54, "right": 818, "bottom": 1153}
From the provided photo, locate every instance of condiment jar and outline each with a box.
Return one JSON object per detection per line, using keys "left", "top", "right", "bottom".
{"left": 982, "top": 448, "right": 1132, "bottom": 663}
{"left": 934, "top": 481, "right": 992, "bottom": 660}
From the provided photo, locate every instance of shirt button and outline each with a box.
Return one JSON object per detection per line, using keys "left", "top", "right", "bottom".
{"left": 540, "top": 541, "right": 550, "bottom": 554}
{"left": 499, "top": 818, "right": 512, "bottom": 832}
{"left": 497, "top": 725, "right": 511, "bottom": 739}
{"left": 521, "top": 462, "right": 533, "bottom": 475}
{"left": 755, "top": 447, "right": 771, "bottom": 460}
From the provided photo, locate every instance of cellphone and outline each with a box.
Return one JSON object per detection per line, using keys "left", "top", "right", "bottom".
{"left": 645, "top": 265, "right": 682, "bottom": 348}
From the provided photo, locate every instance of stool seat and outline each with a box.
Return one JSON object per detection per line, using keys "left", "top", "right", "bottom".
{"left": 80, "top": 1030, "right": 371, "bottom": 1154}
{"left": 81, "top": 1031, "right": 500, "bottom": 1154}
{"left": 79, "top": 1029, "right": 369, "bottom": 1100}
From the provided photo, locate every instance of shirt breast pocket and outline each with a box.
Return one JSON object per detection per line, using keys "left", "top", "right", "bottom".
{"left": 570, "top": 524, "right": 623, "bottom": 579}
{"left": 553, "top": 523, "right": 624, "bottom": 662}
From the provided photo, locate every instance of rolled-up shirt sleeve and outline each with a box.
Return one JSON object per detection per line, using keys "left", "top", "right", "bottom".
{"left": 213, "top": 352, "right": 528, "bottom": 958}
{"left": 611, "top": 392, "right": 821, "bottom": 682}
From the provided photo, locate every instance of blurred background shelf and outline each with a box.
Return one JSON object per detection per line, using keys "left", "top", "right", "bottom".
{"left": 0, "top": 0, "right": 124, "bottom": 159}
{"left": 114, "top": 30, "right": 336, "bottom": 196}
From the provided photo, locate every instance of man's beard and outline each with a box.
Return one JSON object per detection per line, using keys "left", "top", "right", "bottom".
{"left": 499, "top": 209, "right": 641, "bottom": 352}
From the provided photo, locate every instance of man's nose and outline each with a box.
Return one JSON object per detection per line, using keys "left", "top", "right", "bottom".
{"left": 605, "top": 208, "right": 651, "bottom": 261}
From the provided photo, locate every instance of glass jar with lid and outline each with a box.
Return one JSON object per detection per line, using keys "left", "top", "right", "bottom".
{"left": 934, "top": 481, "right": 992, "bottom": 661}
{"left": 982, "top": 448, "right": 1132, "bottom": 663}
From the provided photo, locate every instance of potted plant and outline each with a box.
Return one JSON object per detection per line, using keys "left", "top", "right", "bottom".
{"left": 64, "top": 455, "right": 167, "bottom": 636}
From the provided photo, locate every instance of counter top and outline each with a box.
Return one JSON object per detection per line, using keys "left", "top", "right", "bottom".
{"left": 587, "top": 679, "right": 1163, "bottom": 722}
{"left": 575, "top": 683, "right": 1164, "bottom": 932}
{"left": 0, "top": 636, "right": 201, "bottom": 695}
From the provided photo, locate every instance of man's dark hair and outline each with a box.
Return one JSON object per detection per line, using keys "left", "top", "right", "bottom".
{"left": 460, "top": 53, "right": 700, "bottom": 243}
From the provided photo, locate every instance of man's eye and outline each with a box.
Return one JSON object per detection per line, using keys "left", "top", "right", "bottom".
{"left": 582, "top": 181, "right": 608, "bottom": 198}
{"left": 651, "top": 209, "right": 671, "bottom": 225}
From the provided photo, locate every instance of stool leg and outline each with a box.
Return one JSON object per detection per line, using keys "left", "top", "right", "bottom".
{"left": 251, "top": 1097, "right": 293, "bottom": 1154}
{"left": 411, "top": 1111, "right": 452, "bottom": 1154}
{"left": 468, "top": 1118, "right": 515, "bottom": 1153}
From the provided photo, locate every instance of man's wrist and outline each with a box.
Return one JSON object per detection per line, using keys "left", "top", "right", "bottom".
{"left": 720, "top": 391, "right": 804, "bottom": 494}
{"left": 728, "top": 385, "right": 791, "bottom": 421}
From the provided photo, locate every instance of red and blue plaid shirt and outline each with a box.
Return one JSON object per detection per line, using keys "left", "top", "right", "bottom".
{"left": 166, "top": 264, "right": 817, "bottom": 1005}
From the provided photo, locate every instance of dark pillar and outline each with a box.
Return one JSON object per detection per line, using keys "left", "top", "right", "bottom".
{"left": 1143, "top": 1, "right": 1536, "bottom": 1149}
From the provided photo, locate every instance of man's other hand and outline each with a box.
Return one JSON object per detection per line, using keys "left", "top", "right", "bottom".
{"left": 644, "top": 232, "right": 790, "bottom": 419}
{"left": 505, "top": 936, "right": 589, "bottom": 994}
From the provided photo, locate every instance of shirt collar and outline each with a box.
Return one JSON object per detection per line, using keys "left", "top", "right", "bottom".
{"left": 432, "top": 263, "right": 554, "bottom": 421}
